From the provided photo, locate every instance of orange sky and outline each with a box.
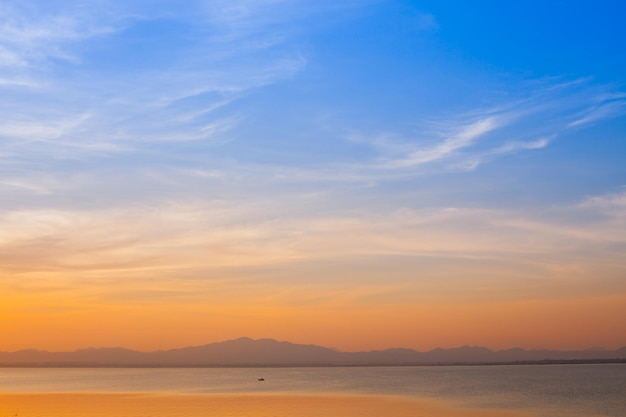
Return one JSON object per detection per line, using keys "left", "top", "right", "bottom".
{"left": 2, "top": 200, "right": 626, "bottom": 352}
{"left": 2, "top": 203, "right": 626, "bottom": 352}
{"left": 2, "top": 249, "right": 625, "bottom": 352}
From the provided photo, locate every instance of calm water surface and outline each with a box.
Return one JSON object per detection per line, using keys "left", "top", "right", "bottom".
{"left": 1, "top": 364, "right": 624, "bottom": 417}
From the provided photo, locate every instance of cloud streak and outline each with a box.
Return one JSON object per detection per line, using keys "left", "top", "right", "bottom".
{"left": 0, "top": 2, "right": 120, "bottom": 68}
{"left": 334, "top": 79, "right": 626, "bottom": 179}
{"left": 388, "top": 116, "right": 503, "bottom": 168}
{"left": 0, "top": 0, "right": 312, "bottom": 163}
{"left": 1, "top": 189, "right": 624, "bottom": 290}
{"left": 252, "top": 77, "right": 623, "bottom": 186}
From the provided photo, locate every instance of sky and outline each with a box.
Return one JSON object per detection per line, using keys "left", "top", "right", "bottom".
{"left": 1, "top": 0, "right": 625, "bottom": 353}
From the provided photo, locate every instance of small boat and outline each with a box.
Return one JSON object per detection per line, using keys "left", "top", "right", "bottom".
{"left": 257, "top": 378, "right": 265, "bottom": 381}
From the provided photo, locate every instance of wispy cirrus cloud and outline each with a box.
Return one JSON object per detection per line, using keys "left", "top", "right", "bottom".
{"left": 338, "top": 79, "right": 626, "bottom": 178}
{"left": 0, "top": 0, "right": 316, "bottom": 163}
{"left": 0, "top": 2, "right": 120, "bottom": 69}
{"left": 567, "top": 94, "right": 626, "bottom": 127}
{"left": 256, "top": 78, "right": 623, "bottom": 186}
{"left": 386, "top": 115, "right": 505, "bottom": 168}
{"left": 1, "top": 188, "right": 624, "bottom": 301}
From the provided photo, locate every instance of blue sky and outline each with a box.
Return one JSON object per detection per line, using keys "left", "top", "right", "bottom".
{"left": 1, "top": 0, "right": 625, "bottom": 351}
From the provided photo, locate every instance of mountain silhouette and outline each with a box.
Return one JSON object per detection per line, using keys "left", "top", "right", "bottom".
{"left": 1, "top": 337, "right": 624, "bottom": 367}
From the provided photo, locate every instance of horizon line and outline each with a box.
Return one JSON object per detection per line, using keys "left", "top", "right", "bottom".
{"left": 3, "top": 337, "right": 625, "bottom": 354}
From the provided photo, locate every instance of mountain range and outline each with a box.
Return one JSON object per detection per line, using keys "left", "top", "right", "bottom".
{"left": 1, "top": 337, "right": 625, "bottom": 367}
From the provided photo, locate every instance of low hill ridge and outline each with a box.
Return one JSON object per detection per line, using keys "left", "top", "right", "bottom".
{"left": 1, "top": 338, "right": 624, "bottom": 367}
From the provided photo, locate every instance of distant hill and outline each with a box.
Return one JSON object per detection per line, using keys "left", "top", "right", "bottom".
{"left": 1, "top": 337, "right": 625, "bottom": 367}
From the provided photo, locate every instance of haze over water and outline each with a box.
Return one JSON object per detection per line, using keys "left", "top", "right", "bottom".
{"left": 1, "top": 365, "right": 624, "bottom": 417}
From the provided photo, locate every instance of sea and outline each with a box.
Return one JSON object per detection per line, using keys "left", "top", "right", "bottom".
{"left": 1, "top": 364, "right": 624, "bottom": 417}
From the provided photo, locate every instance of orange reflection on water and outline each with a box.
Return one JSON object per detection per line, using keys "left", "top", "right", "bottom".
{"left": 0, "top": 393, "right": 541, "bottom": 417}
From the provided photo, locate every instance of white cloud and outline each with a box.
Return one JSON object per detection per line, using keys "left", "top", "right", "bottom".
{"left": 0, "top": 179, "right": 54, "bottom": 195}
{"left": 1, "top": 188, "right": 624, "bottom": 274}
{"left": 567, "top": 99, "right": 626, "bottom": 127}
{"left": 389, "top": 115, "right": 503, "bottom": 168}
{"left": 0, "top": 2, "right": 120, "bottom": 68}
{"left": 0, "top": 0, "right": 315, "bottom": 164}
{"left": 335, "top": 79, "right": 626, "bottom": 177}
{"left": 0, "top": 114, "right": 89, "bottom": 142}
{"left": 576, "top": 188, "right": 626, "bottom": 233}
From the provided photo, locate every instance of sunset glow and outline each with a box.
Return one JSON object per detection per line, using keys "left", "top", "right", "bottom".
{"left": 1, "top": 0, "right": 625, "bottom": 353}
